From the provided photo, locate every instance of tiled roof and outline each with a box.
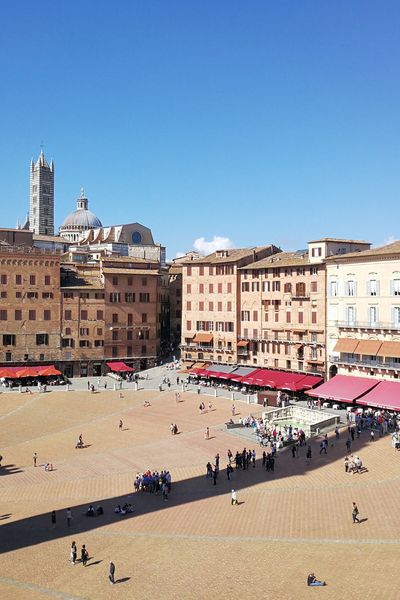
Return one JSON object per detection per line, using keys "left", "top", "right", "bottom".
{"left": 195, "top": 246, "right": 277, "bottom": 264}
{"left": 308, "top": 237, "right": 370, "bottom": 244}
{"left": 326, "top": 240, "right": 400, "bottom": 262}
{"left": 242, "top": 251, "right": 310, "bottom": 269}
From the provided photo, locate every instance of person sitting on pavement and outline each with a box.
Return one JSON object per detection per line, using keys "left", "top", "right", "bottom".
{"left": 86, "top": 504, "right": 95, "bottom": 517}
{"left": 307, "top": 573, "right": 326, "bottom": 587}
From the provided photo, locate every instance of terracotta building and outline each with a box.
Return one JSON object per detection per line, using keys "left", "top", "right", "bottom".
{"left": 180, "top": 246, "right": 281, "bottom": 365}
{"left": 0, "top": 245, "right": 61, "bottom": 365}
{"left": 60, "top": 256, "right": 160, "bottom": 376}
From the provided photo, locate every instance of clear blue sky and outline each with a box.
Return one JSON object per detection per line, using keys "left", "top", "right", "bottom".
{"left": 0, "top": 1, "right": 399, "bottom": 258}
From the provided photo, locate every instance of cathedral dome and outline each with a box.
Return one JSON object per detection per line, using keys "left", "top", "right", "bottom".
{"left": 61, "top": 189, "right": 102, "bottom": 229}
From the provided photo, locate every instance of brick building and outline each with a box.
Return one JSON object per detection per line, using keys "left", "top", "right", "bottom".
{"left": 0, "top": 246, "right": 61, "bottom": 364}
{"left": 180, "top": 246, "right": 280, "bottom": 365}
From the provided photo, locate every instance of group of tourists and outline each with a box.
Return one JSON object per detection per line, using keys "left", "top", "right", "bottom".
{"left": 134, "top": 470, "right": 172, "bottom": 500}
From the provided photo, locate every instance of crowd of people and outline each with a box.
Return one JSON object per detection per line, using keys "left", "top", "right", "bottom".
{"left": 134, "top": 470, "right": 172, "bottom": 501}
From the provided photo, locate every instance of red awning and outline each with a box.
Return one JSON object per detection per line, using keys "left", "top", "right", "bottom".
{"left": 106, "top": 362, "right": 134, "bottom": 373}
{"left": 0, "top": 365, "right": 61, "bottom": 378}
{"left": 294, "top": 374, "right": 323, "bottom": 391}
{"left": 241, "top": 369, "right": 265, "bottom": 385}
{"left": 306, "top": 375, "right": 379, "bottom": 403}
{"left": 356, "top": 381, "right": 400, "bottom": 411}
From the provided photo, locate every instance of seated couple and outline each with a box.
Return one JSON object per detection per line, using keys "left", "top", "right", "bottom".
{"left": 114, "top": 503, "right": 134, "bottom": 515}
{"left": 307, "top": 573, "right": 326, "bottom": 587}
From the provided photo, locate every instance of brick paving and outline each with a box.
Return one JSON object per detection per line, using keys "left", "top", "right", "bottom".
{"left": 0, "top": 387, "right": 399, "bottom": 599}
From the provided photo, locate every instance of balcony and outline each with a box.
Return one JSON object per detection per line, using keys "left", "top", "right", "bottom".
{"left": 331, "top": 320, "right": 400, "bottom": 332}
{"left": 290, "top": 293, "right": 311, "bottom": 301}
{"left": 329, "top": 354, "right": 400, "bottom": 371}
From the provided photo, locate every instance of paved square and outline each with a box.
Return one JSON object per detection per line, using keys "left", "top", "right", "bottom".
{"left": 0, "top": 385, "right": 399, "bottom": 599}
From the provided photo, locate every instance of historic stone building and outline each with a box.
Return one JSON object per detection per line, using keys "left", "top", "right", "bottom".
{"left": 326, "top": 240, "right": 400, "bottom": 381}
{"left": 29, "top": 151, "right": 55, "bottom": 236}
{"left": 180, "top": 246, "right": 281, "bottom": 365}
{"left": 59, "top": 189, "right": 102, "bottom": 242}
{"left": 0, "top": 245, "right": 61, "bottom": 364}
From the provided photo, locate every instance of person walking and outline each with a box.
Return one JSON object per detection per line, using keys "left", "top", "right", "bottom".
{"left": 109, "top": 561, "right": 116, "bottom": 585}
{"left": 204, "top": 427, "right": 210, "bottom": 440}
{"left": 33, "top": 452, "right": 38, "bottom": 467}
{"left": 70, "top": 541, "right": 77, "bottom": 564}
{"left": 370, "top": 429, "right": 375, "bottom": 442}
{"left": 291, "top": 445, "right": 296, "bottom": 458}
{"left": 51, "top": 510, "right": 56, "bottom": 529}
{"left": 81, "top": 544, "right": 89, "bottom": 566}
{"left": 352, "top": 502, "right": 360, "bottom": 524}
{"left": 119, "top": 419, "right": 123, "bottom": 432}
{"left": 231, "top": 404, "right": 235, "bottom": 416}
{"left": 212, "top": 467, "right": 218, "bottom": 486}
{"left": 306, "top": 445, "right": 312, "bottom": 465}
{"left": 66, "top": 507, "right": 72, "bottom": 527}
{"left": 231, "top": 489, "right": 238, "bottom": 506}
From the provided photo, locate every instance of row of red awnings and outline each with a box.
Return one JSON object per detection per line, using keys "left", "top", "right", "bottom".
{"left": 189, "top": 366, "right": 323, "bottom": 392}
{"left": 306, "top": 374, "right": 400, "bottom": 411}
{"left": 106, "top": 361, "right": 135, "bottom": 373}
{"left": 0, "top": 365, "right": 61, "bottom": 378}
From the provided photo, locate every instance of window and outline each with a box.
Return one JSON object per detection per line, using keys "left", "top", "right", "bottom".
{"left": 112, "top": 330, "right": 119, "bottom": 341}
{"left": 228, "top": 282, "right": 232, "bottom": 293}
{"left": 392, "top": 279, "right": 400, "bottom": 296}
{"left": 218, "top": 283, "right": 222, "bottom": 293}
{"left": 109, "top": 292, "right": 120, "bottom": 303}
{"left": 209, "top": 283, "right": 213, "bottom": 293}
{"left": 44, "top": 275, "right": 51, "bottom": 285}
{"left": 311, "top": 247, "right": 322, "bottom": 257}
{"left": 80, "top": 327, "right": 89, "bottom": 336}
{"left": 286, "top": 311, "right": 291, "bottom": 323}
{"left": 186, "top": 301, "right": 191, "bottom": 311}
{"left": 310, "top": 281, "right": 318, "bottom": 293}
{"left": 142, "top": 278, "right": 147, "bottom": 286}
{"left": 139, "top": 293, "right": 150, "bottom": 303}
{"left": 112, "top": 276, "right": 118, "bottom": 285}
{"left": 16, "top": 291, "right": 22, "bottom": 298}
{"left": 64, "top": 310, "right": 72, "bottom": 320}
{"left": 127, "top": 313, "right": 133, "bottom": 326}
{"left": 79, "top": 340, "right": 90, "bottom": 348}
{"left": 217, "top": 302, "right": 222, "bottom": 311}
{"left": 127, "top": 277, "right": 133, "bottom": 286}
{"left": 141, "top": 345, "right": 147, "bottom": 355}
{"left": 127, "top": 345, "right": 133, "bottom": 356}
{"left": 284, "top": 283, "right": 292, "bottom": 293}
{"left": 0, "top": 291, "right": 6, "bottom": 298}
{"left": 36, "top": 333, "right": 49, "bottom": 345}
{"left": 186, "top": 284, "right": 192, "bottom": 294}
{"left": 199, "top": 283, "right": 204, "bottom": 294}
{"left": 368, "top": 280, "right": 379, "bottom": 296}
{"left": 330, "top": 281, "right": 338, "bottom": 297}
{"left": 241, "top": 311, "right": 250, "bottom": 321}
{"left": 310, "top": 267, "right": 318, "bottom": 275}
{"left": 62, "top": 338, "right": 73, "bottom": 347}
{"left": 227, "top": 301, "right": 232, "bottom": 311}
{"left": 142, "top": 313, "right": 147, "bottom": 323}
{"left": 42, "top": 292, "right": 53, "bottom": 299}
{"left": 95, "top": 293, "right": 105, "bottom": 299}
{"left": 199, "top": 301, "right": 204, "bottom": 311}
{"left": 29, "top": 310, "right": 36, "bottom": 320}
{"left": 186, "top": 321, "right": 191, "bottom": 331}
{"left": 368, "top": 306, "right": 378, "bottom": 326}
{"left": 296, "top": 282, "right": 306, "bottom": 296}
{"left": 94, "top": 340, "right": 104, "bottom": 347}
{"left": 209, "top": 266, "right": 213, "bottom": 276}
{"left": 112, "top": 313, "right": 118, "bottom": 324}
{"left": 242, "top": 282, "right": 250, "bottom": 292}
{"left": 80, "top": 310, "right": 88, "bottom": 320}
{"left": 311, "top": 311, "right": 317, "bottom": 324}
{"left": 393, "top": 307, "right": 400, "bottom": 326}
{"left": 97, "top": 328, "right": 103, "bottom": 335}
{"left": 209, "top": 301, "right": 214, "bottom": 311}
{"left": 127, "top": 330, "right": 133, "bottom": 341}
{"left": 15, "top": 309, "right": 22, "bottom": 320}
{"left": 272, "top": 281, "right": 281, "bottom": 292}
{"left": 30, "top": 275, "right": 36, "bottom": 285}
{"left": 0, "top": 274, "right": 7, "bottom": 285}
{"left": 125, "top": 293, "right": 135, "bottom": 303}
{"left": 44, "top": 310, "right": 51, "bottom": 321}
{"left": 216, "top": 322, "right": 224, "bottom": 332}
{"left": 27, "top": 292, "right": 38, "bottom": 299}
{"left": 262, "top": 281, "right": 270, "bottom": 292}
{"left": 3, "top": 334, "right": 15, "bottom": 346}
{"left": 298, "top": 312, "right": 303, "bottom": 324}
{"left": 15, "top": 274, "right": 22, "bottom": 285}
{"left": 97, "top": 310, "right": 104, "bottom": 320}
{"left": 63, "top": 292, "right": 74, "bottom": 299}
{"left": 346, "top": 280, "right": 356, "bottom": 296}
{"left": 65, "top": 327, "right": 71, "bottom": 335}
{"left": 112, "top": 346, "right": 118, "bottom": 357}
{"left": 199, "top": 266, "right": 204, "bottom": 276}
{"left": 346, "top": 306, "right": 356, "bottom": 325}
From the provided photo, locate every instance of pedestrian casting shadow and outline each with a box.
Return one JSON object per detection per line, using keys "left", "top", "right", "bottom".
{"left": 116, "top": 577, "right": 131, "bottom": 584}
{"left": 0, "top": 513, "right": 11, "bottom": 520}
{"left": 358, "top": 518, "right": 368, "bottom": 524}
{"left": 122, "top": 428, "right": 130, "bottom": 431}
{"left": 0, "top": 463, "right": 23, "bottom": 476}
{"left": 87, "top": 560, "right": 102, "bottom": 566}
{"left": 0, "top": 422, "right": 389, "bottom": 556}
{"left": 236, "top": 501, "right": 245, "bottom": 506}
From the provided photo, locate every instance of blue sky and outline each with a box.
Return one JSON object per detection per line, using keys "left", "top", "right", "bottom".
{"left": 0, "top": 1, "right": 399, "bottom": 258}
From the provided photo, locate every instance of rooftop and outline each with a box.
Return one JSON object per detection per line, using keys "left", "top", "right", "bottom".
{"left": 242, "top": 251, "right": 310, "bottom": 270}
{"left": 326, "top": 240, "right": 400, "bottom": 262}
{"left": 308, "top": 237, "right": 370, "bottom": 244}
{"left": 193, "top": 245, "right": 279, "bottom": 265}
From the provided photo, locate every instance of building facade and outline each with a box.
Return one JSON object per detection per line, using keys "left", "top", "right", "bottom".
{"left": 29, "top": 151, "right": 55, "bottom": 236}
{"left": 327, "top": 240, "right": 400, "bottom": 381}
{"left": 180, "top": 246, "right": 281, "bottom": 365}
{"left": 0, "top": 246, "right": 61, "bottom": 364}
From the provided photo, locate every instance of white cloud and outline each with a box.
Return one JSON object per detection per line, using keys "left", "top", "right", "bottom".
{"left": 383, "top": 235, "right": 397, "bottom": 246}
{"left": 193, "top": 235, "right": 234, "bottom": 255}
{"left": 175, "top": 251, "right": 185, "bottom": 259}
